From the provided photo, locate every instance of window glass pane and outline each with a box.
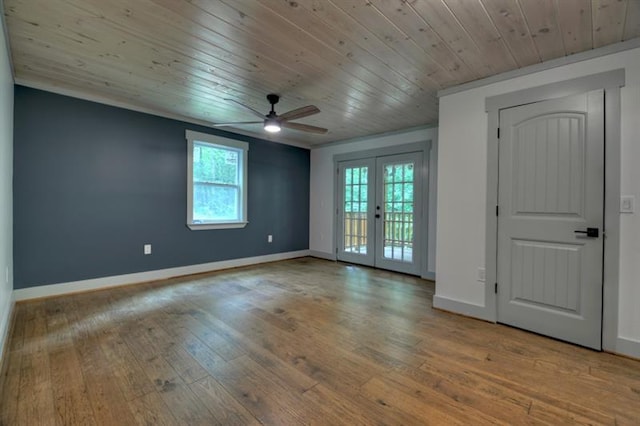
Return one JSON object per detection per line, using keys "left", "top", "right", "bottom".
{"left": 352, "top": 169, "right": 360, "bottom": 185}
{"left": 384, "top": 165, "right": 393, "bottom": 182}
{"left": 194, "top": 142, "right": 238, "bottom": 185}
{"left": 404, "top": 164, "right": 414, "bottom": 181}
{"left": 394, "top": 165, "right": 403, "bottom": 181}
{"left": 404, "top": 183, "right": 414, "bottom": 203}
{"left": 385, "top": 183, "right": 393, "bottom": 202}
{"left": 352, "top": 185, "right": 360, "bottom": 202}
{"left": 193, "top": 184, "right": 239, "bottom": 222}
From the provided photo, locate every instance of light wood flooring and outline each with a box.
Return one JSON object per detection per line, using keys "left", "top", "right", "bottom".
{"left": 1, "top": 257, "right": 639, "bottom": 425}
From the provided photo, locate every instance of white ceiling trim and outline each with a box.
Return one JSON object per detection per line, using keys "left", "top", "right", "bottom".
{"left": 438, "top": 37, "right": 640, "bottom": 98}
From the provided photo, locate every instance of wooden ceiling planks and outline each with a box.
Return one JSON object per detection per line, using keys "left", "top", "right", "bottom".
{"left": 592, "top": 0, "right": 628, "bottom": 48}
{"left": 367, "top": 0, "right": 477, "bottom": 83}
{"left": 442, "top": 0, "right": 518, "bottom": 74}
{"left": 517, "top": 0, "right": 566, "bottom": 61}
{"left": 556, "top": 0, "right": 593, "bottom": 55}
{"left": 624, "top": 0, "right": 640, "bottom": 40}
{"left": 481, "top": 0, "right": 540, "bottom": 67}
{"left": 409, "top": 0, "right": 497, "bottom": 78}
{"left": 4, "top": 0, "right": 639, "bottom": 146}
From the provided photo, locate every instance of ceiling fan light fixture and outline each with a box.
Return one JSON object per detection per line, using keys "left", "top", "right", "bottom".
{"left": 219, "top": 94, "right": 326, "bottom": 134}
{"left": 264, "top": 117, "right": 281, "bottom": 133}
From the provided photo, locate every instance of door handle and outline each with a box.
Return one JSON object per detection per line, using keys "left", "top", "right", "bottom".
{"left": 574, "top": 227, "right": 599, "bottom": 238}
{"left": 375, "top": 214, "right": 381, "bottom": 219}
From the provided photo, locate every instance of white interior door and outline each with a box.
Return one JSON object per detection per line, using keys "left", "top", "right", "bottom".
{"left": 497, "top": 90, "right": 604, "bottom": 349}
{"left": 337, "top": 153, "right": 423, "bottom": 276}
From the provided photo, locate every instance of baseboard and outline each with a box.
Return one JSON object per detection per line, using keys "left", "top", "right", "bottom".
{"left": 308, "top": 250, "right": 336, "bottom": 261}
{"left": 13, "top": 250, "right": 310, "bottom": 301}
{"left": 433, "top": 294, "right": 496, "bottom": 322}
{"left": 613, "top": 336, "right": 640, "bottom": 360}
{"left": 0, "top": 293, "right": 16, "bottom": 391}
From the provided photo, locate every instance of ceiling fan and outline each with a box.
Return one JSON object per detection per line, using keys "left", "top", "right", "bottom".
{"left": 213, "top": 94, "right": 328, "bottom": 135}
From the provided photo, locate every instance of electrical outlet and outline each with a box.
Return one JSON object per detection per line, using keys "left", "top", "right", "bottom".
{"left": 268, "top": 235, "right": 273, "bottom": 243}
{"left": 477, "top": 267, "right": 486, "bottom": 282}
{"left": 621, "top": 195, "right": 635, "bottom": 213}
{"left": 144, "top": 244, "right": 152, "bottom": 255}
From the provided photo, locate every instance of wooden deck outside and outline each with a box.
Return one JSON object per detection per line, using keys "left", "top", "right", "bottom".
{"left": 1, "top": 257, "right": 639, "bottom": 425}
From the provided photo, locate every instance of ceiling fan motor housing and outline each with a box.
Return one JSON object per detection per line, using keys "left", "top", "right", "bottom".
{"left": 266, "top": 94, "right": 280, "bottom": 110}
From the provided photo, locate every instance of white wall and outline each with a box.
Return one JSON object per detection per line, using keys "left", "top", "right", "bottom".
{"left": 436, "top": 46, "right": 640, "bottom": 353}
{"left": 310, "top": 126, "right": 438, "bottom": 276}
{"left": 0, "top": 13, "right": 14, "bottom": 359}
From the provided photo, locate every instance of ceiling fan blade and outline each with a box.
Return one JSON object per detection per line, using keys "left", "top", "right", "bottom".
{"left": 281, "top": 121, "right": 328, "bottom": 134}
{"left": 223, "top": 98, "right": 266, "bottom": 119}
{"left": 212, "top": 121, "right": 263, "bottom": 127}
{"left": 278, "top": 105, "right": 320, "bottom": 121}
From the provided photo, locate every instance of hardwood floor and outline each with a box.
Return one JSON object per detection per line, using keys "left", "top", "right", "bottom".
{"left": 1, "top": 257, "right": 639, "bottom": 425}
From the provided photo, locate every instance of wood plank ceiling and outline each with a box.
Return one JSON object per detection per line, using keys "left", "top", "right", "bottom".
{"left": 3, "top": 0, "right": 640, "bottom": 146}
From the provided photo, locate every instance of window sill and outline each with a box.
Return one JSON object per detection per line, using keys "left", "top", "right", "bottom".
{"left": 187, "top": 221, "right": 248, "bottom": 230}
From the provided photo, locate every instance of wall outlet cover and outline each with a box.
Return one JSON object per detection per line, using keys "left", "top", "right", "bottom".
{"left": 621, "top": 195, "right": 635, "bottom": 213}
{"left": 477, "top": 267, "right": 486, "bottom": 282}
{"left": 144, "top": 244, "right": 152, "bottom": 255}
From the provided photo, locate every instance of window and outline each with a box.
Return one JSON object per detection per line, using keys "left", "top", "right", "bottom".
{"left": 186, "top": 130, "right": 248, "bottom": 230}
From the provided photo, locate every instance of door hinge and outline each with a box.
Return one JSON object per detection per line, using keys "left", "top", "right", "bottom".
{"left": 495, "top": 282, "right": 498, "bottom": 294}
{"left": 335, "top": 247, "right": 338, "bottom": 254}
{"left": 497, "top": 128, "right": 500, "bottom": 139}
{"left": 336, "top": 208, "right": 339, "bottom": 215}
{"left": 496, "top": 205, "right": 499, "bottom": 216}
{"left": 337, "top": 168, "right": 339, "bottom": 175}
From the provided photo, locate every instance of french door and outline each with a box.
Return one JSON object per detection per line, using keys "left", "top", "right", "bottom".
{"left": 337, "top": 152, "right": 423, "bottom": 275}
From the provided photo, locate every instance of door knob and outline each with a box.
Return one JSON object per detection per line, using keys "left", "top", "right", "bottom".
{"left": 574, "top": 227, "right": 599, "bottom": 238}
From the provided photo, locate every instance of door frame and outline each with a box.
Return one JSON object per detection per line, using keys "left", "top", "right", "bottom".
{"left": 484, "top": 69, "right": 625, "bottom": 352}
{"left": 333, "top": 140, "right": 432, "bottom": 279}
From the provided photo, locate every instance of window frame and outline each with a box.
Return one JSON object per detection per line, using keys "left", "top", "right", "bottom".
{"left": 186, "top": 130, "right": 249, "bottom": 230}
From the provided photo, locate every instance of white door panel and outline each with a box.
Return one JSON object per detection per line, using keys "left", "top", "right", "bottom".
{"left": 497, "top": 90, "right": 604, "bottom": 349}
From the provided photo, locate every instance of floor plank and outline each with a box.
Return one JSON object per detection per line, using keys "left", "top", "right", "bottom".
{"left": 1, "top": 257, "right": 639, "bottom": 425}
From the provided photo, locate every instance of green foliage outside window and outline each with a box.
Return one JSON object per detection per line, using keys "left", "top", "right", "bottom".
{"left": 192, "top": 142, "right": 241, "bottom": 222}
{"left": 344, "top": 167, "right": 368, "bottom": 213}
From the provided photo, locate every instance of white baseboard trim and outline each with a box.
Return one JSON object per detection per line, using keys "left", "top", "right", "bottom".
{"left": 0, "top": 293, "right": 16, "bottom": 375}
{"left": 613, "top": 336, "right": 640, "bottom": 360}
{"left": 308, "top": 250, "right": 336, "bottom": 261}
{"left": 433, "top": 294, "right": 495, "bottom": 322}
{"left": 13, "top": 250, "right": 310, "bottom": 301}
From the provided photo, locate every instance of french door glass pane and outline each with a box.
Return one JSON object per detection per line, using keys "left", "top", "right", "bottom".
{"left": 344, "top": 166, "right": 368, "bottom": 255}
{"left": 383, "top": 162, "right": 414, "bottom": 262}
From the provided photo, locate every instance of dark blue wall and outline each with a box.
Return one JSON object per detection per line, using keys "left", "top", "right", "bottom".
{"left": 13, "top": 86, "right": 310, "bottom": 289}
